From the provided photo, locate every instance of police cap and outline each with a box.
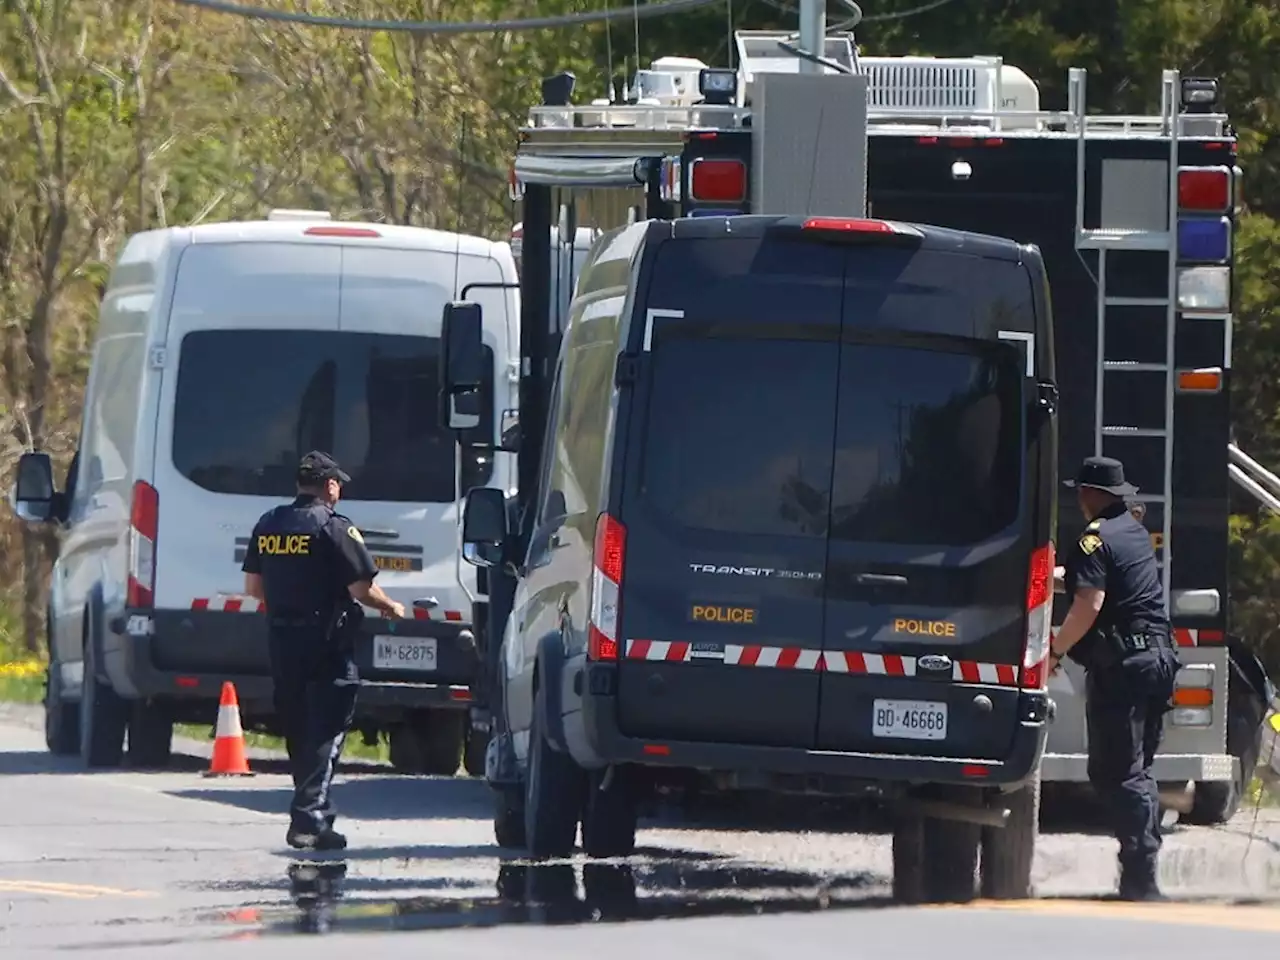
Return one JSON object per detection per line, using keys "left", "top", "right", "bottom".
{"left": 297, "top": 450, "right": 351, "bottom": 486}
{"left": 1063, "top": 455, "right": 1138, "bottom": 496}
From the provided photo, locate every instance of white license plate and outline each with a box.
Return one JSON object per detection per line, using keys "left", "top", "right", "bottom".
{"left": 872, "top": 699, "right": 948, "bottom": 741}
{"left": 373, "top": 636, "right": 438, "bottom": 672}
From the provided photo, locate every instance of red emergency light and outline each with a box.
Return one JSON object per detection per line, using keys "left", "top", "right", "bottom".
{"left": 304, "top": 225, "right": 382, "bottom": 238}
{"left": 1177, "top": 168, "right": 1230, "bottom": 211}
{"left": 688, "top": 158, "right": 746, "bottom": 203}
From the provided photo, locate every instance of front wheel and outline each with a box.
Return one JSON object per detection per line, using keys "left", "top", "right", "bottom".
{"left": 44, "top": 664, "right": 80, "bottom": 757}
{"left": 523, "top": 684, "right": 583, "bottom": 858}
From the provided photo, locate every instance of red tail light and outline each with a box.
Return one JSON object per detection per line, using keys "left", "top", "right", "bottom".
{"left": 1020, "top": 543, "right": 1054, "bottom": 689}
{"left": 127, "top": 481, "right": 159, "bottom": 608}
{"left": 588, "top": 513, "right": 627, "bottom": 661}
{"left": 688, "top": 159, "right": 746, "bottom": 203}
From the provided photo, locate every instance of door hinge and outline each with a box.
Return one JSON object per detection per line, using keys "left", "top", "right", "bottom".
{"left": 148, "top": 345, "right": 168, "bottom": 370}
{"left": 615, "top": 354, "right": 642, "bottom": 386}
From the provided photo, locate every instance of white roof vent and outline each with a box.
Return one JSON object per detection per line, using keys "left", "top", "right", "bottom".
{"left": 266, "top": 209, "right": 333, "bottom": 222}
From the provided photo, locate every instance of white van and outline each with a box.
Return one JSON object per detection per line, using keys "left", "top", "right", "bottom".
{"left": 11, "top": 211, "right": 519, "bottom": 773}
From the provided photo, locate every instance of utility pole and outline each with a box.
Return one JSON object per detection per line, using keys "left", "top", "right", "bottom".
{"left": 797, "top": 0, "right": 825, "bottom": 75}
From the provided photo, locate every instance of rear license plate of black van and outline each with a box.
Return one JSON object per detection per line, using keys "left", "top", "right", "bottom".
{"left": 872, "top": 699, "right": 948, "bottom": 741}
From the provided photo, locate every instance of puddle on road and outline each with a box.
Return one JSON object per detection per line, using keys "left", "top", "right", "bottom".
{"left": 203, "top": 852, "right": 890, "bottom": 938}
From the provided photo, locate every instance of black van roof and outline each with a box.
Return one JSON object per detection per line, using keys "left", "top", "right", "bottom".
{"left": 659, "top": 214, "right": 1030, "bottom": 264}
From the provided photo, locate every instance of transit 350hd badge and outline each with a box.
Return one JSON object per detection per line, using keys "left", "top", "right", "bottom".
{"left": 687, "top": 563, "right": 823, "bottom": 581}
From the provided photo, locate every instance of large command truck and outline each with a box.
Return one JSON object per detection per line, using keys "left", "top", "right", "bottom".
{"left": 457, "top": 26, "right": 1275, "bottom": 827}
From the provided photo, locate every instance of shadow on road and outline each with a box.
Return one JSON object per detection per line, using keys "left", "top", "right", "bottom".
{"left": 170, "top": 774, "right": 492, "bottom": 822}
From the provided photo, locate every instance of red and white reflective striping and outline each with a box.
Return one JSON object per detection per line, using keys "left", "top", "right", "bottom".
{"left": 1050, "top": 624, "right": 1225, "bottom": 648}
{"left": 188, "top": 598, "right": 466, "bottom": 621}
{"left": 192, "top": 596, "right": 265, "bottom": 613}
{"left": 623, "top": 639, "right": 1020, "bottom": 686}
{"left": 1173, "top": 628, "right": 1224, "bottom": 647}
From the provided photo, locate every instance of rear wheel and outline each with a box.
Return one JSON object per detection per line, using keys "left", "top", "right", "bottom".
{"left": 493, "top": 785, "right": 527, "bottom": 848}
{"left": 464, "top": 727, "right": 489, "bottom": 777}
{"left": 389, "top": 710, "right": 465, "bottom": 776}
{"left": 127, "top": 700, "right": 174, "bottom": 769}
{"left": 79, "top": 634, "right": 128, "bottom": 769}
{"left": 581, "top": 768, "right": 639, "bottom": 858}
{"left": 981, "top": 772, "right": 1040, "bottom": 899}
{"left": 924, "top": 813, "right": 980, "bottom": 903}
{"left": 524, "top": 684, "right": 583, "bottom": 858}
{"left": 44, "top": 663, "right": 80, "bottom": 756}
{"left": 891, "top": 813, "right": 925, "bottom": 904}
{"left": 1185, "top": 778, "right": 1242, "bottom": 825}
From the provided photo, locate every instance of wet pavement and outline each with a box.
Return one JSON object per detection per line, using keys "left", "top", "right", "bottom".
{"left": 4, "top": 707, "right": 1280, "bottom": 957}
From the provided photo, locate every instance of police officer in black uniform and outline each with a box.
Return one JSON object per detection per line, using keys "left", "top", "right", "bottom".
{"left": 1048, "top": 456, "right": 1181, "bottom": 901}
{"left": 242, "top": 451, "right": 406, "bottom": 850}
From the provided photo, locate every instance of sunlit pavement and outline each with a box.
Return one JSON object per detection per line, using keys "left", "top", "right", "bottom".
{"left": 2, "top": 706, "right": 1280, "bottom": 958}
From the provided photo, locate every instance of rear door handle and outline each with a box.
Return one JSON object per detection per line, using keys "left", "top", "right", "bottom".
{"left": 855, "top": 573, "right": 909, "bottom": 587}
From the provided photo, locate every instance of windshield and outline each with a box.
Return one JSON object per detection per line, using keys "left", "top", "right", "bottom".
{"left": 172, "top": 329, "right": 494, "bottom": 502}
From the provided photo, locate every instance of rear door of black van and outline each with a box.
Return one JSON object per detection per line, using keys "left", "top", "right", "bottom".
{"left": 613, "top": 223, "right": 843, "bottom": 748}
{"left": 817, "top": 240, "right": 1042, "bottom": 761}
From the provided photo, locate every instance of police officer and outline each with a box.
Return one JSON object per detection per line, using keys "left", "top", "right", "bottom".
{"left": 1047, "top": 456, "right": 1181, "bottom": 901}
{"left": 242, "top": 451, "right": 407, "bottom": 850}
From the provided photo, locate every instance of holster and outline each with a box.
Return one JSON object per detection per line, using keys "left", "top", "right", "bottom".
{"left": 326, "top": 603, "right": 364, "bottom": 656}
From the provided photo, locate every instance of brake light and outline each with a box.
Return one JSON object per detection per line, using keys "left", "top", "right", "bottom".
{"left": 804, "top": 217, "right": 893, "bottom": 233}
{"left": 127, "top": 481, "right": 159, "bottom": 608}
{"left": 1177, "top": 168, "right": 1230, "bottom": 211}
{"left": 303, "top": 225, "right": 381, "bottom": 238}
{"left": 588, "top": 513, "right": 627, "bottom": 661}
{"left": 1020, "top": 543, "right": 1054, "bottom": 689}
{"left": 688, "top": 158, "right": 746, "bottom": 203}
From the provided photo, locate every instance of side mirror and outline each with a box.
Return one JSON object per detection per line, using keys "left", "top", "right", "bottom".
{"left": 461, "top": 486, "right": 508, "bottom": 569}
{"left": 498, "top": 409, "right": 521, "bottom": 453}
{"left": 11, "top": 451, "right": 56, "bottom": 524}
{"left": 439, "top": 301, "right": 485, "bottom": 432}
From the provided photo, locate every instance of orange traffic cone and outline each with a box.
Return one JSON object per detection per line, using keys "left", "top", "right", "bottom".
{"left": 204, "top": 681, "right": 254, "bottom": 777}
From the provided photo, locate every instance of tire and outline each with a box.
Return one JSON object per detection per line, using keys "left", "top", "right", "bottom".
{"left": 581, "top": 768, "right": 638, "bottom": 858}
{"left": 1185, "top": 778, "right": 1242, "bottom": 825}
{"left": 388, "top": 723, "right": 425, "bottom": 774}
{"left": 389, "top": 711, "right": 466, "bottom": 776}
{"left": 923, "top": 814, "right": 980, "bottom": 903}
{"left": 524, "top": 683, "right": 583, "bottom": 859}
{"left": 43, "top": 663, "right": 80, "bottom": 756}
{"left": 464, "top": 727, "right": 489, "bottom": 777}
{"left": 494, "top": 785, "right": 527, "bottom": 849}
{"left": 981, "top": 771, "right": 1040, "bottom": 899}
{"left": 891, "top": 814, "right": 925, "bottom": 904}
{"left": 79, "top": 628, "right": 128, "bottom": 769}
{"left": 419, "top": 709, "right": 466, "bottom": 776}
{"left": 127, "top": 700, "right": 174, "bottom": 769}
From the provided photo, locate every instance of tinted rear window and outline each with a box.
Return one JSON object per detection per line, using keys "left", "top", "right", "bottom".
{"left": 831, "top": 342, "right": 1023, "bottom": 546}
{"left": 172, "top": 330, "right": 493, "bottom": 502}
{"left": 639, "top": 338, "right": 838, "bottom": 538}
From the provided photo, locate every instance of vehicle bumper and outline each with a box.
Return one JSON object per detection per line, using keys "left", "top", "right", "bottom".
{"left": 579, "top": 669, "right": 1050, "bottom": 789}
{"left": 1041, "top": 752, "right": 1236, "bottom": 782}
{"left": 106, "top": 608, "right": 480, "bottom": 716}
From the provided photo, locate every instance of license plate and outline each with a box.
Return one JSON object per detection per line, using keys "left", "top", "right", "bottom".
{"left": 373, "top": 636, "right": 438, "bottom": 672}
{"left": 872, "top": 699, "right": 948, "bottom": 741}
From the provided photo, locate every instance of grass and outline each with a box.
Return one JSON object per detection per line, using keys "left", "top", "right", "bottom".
{"left": 172, "top": 722, "right": 391, "bottom": 763}
{"left": 0, "top": 607, "right": 46, "bottom": 705}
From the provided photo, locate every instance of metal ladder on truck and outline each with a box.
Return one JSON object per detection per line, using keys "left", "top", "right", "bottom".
{"left": 1073, "top": 68, "right": 1182, "bottom": 614}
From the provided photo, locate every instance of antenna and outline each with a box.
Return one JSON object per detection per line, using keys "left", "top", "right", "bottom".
{"left": 452, "top": 113, "right": 468, "bottom": 299}
{"left": 632, "top": 0, "right": 641, "bottom": 78}
{"left": 726, "top": 0, "right": 735, "bottom": 69}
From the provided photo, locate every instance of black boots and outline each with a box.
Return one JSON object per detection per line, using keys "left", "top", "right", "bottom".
{"left": 1118, "top": 859, "right": 1167, "bottom": 901}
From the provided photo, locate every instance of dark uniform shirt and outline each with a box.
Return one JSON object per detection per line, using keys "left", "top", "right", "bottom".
{"left": 242, "top": 495, "right": 378, "bottom": 621}
{"left": 1064, "top": 500, "right": 1167, "bottom": 646}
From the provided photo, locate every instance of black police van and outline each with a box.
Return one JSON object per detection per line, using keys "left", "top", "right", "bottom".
{"left": 442, "top": 212, "right": 1058, "bottom": 902}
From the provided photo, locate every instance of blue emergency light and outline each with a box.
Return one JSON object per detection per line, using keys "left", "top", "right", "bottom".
{"left": 1177, "top": 217, "right": 1231, "bottom": 263}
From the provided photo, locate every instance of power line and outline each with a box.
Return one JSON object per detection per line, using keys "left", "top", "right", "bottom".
{"left": 170, "top": 0, "right": 725, "bottom": 34}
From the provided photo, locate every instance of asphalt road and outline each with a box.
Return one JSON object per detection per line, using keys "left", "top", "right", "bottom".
{"left": 3, "top": 704, "right": 1280, "bottom": 958}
